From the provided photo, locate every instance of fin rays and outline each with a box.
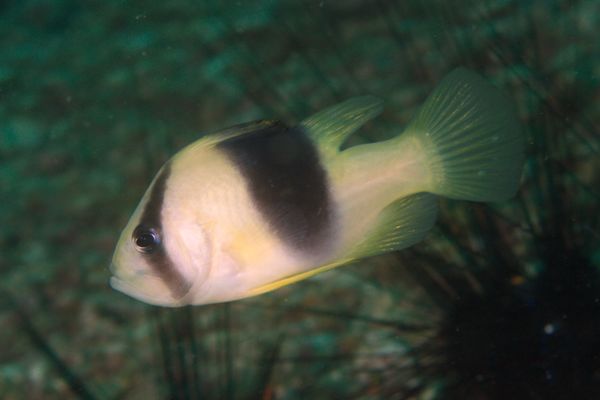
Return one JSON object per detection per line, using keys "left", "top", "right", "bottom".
{"left": 301, "top": 96, "right": 383, "bottom": 158}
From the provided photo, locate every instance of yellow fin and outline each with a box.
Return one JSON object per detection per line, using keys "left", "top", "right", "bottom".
{"left": 348, "top": 193, "right": 438, "bottom": 259}
{"left": 405, "top": 68, "right": 524, "bottom": 202}
{"left": 250, "top": 193, "right": 437, "bottom": 297}
{"left": 301, "top": 96, "right": 383, "bottom": 158}
{"left": 249, "top": 258, "right": 353, "bottom": 296}
{"left": 195, "top": 120, "right": 280, "bottom": 148}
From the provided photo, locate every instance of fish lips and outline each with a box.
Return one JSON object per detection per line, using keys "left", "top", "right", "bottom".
{"left": 109, "top": 264, "right": 193, "bottom": 307}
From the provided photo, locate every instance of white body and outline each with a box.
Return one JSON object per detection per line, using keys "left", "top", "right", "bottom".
{"left": 110, "top": 68, "right": 524, "bottom": 307}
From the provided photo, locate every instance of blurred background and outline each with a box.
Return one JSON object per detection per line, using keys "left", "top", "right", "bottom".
{"left": 1, "top": 0, "right": 598, "bottom": 399}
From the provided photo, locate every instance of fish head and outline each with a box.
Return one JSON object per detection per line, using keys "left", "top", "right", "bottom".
{"left": 109, "top": 166, "right": 212, "bottom": 307}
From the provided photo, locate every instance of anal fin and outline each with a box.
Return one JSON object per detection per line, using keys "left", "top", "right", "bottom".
{"left": 249, "top": 193, "right": 438, "bottom": 297}
{"left": 348, "top": 192, "right": 438, "bottom": 259}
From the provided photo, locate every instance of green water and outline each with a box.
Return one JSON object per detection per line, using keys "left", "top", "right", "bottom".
{"left": 1, "top": 1, "right": 598, "bottom": 399}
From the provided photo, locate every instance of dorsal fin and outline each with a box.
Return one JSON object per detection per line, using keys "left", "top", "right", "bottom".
{"left": 201, "top": 120, "right": 280, "bottom": 147}
{"left": 301, "top": 96, "right": 383, "bottom": 158}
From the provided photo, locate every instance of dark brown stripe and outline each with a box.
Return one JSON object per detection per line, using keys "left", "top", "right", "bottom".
{"left": 217, "top": 120, "right": 334, "bottom": 253}
{"left": 135, "top": 163, "right": 192, "bottom": 299}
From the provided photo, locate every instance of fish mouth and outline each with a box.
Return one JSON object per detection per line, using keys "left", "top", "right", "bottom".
{"left": 108, "top": 250, "right": 197, "bottom": 306}
{"left": 109, "top": 276, "right": 128, "bottom": 295}
{"left": 108, "top": 262, "right": 118, "bottom": 275}
{"left": 109, "top": 265, "right": 189, "bottom": 307}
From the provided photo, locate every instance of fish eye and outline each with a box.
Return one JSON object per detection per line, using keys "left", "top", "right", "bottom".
{"left": 133, "top": 226, "right": 160, "bottom": 253}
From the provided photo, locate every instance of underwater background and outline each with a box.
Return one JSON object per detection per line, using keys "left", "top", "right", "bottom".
{"left": 1, "top": 0, "right": 598, "bottom": 399}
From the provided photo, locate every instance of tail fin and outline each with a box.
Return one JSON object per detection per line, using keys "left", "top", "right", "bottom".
{"left": 406, "top": 68, "right": 524, "bottom": 202}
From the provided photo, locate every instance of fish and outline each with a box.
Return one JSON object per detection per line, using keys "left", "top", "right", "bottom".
{"left": 109, "top": 68, "right": 524, "bottom": 307}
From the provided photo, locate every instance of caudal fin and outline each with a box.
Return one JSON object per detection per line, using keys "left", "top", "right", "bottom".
{"left": 406, "top": 68, "right": 524, "bottom": 202}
